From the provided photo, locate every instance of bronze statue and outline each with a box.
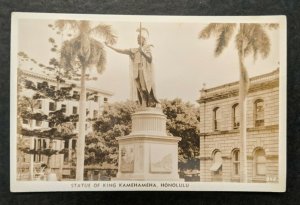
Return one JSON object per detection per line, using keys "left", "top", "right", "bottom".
{"left": 105, "top": 24, "right": 159, "bottom": 107}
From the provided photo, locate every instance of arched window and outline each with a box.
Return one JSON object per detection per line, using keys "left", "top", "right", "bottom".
{"left": 254, "top": 148, "right": 266, "bottom": 177}
{"left": 232, "top": 103, "right": 239, "bottom": 129}
{"left": 213, "top": 107, "right": 221, "bottom": 131}
{"left": 232, "top": 149, "right": 240, "bottom": 176}
{"left": 210, "top": 150, "right": 222, "bottom": 181}
{"left": 254, "top": 99, "right": 264, "bottom": 127}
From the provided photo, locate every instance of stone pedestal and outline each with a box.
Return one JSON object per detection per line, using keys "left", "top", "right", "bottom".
{"left": 114, "top": 107, "right": 182, "bottom": 181}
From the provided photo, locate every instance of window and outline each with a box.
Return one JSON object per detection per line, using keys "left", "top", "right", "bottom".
{"left": 36, "top": 100, "right": 42, "bottom": 109}
{"left": 33, "top": 138, "right": 47, "bottom": 162}
{"left": 22, "top": 118, "right": 29, "bottom": 124}
{"left": 25, "top": 80, "right": 33, "bottom": 88}
{"left": 73, "top": 122, "right": 77, "bottom": 129}
{"left": 65, "top": 140, "right": 69, "bottom": 149}
{"left": 254, "top": 99, "right": 264, "bottom": 127}
{"left": 64, "top": 140, "right": 70, "bottom": 163}
{"left": 61, "top": 104, "right": 66, "bottom": 113}
{"left": 36, "top": 120, "right": 42, "bottom": 127}
{"left": 93, "top": 110, "right": 98, "bottom": 119}
{"left": 73, "top": 91, "right": 79, "bottom": 100}
{"left": 104, "top": 97, "right": 108, "bottom": 103}
{"left": 232, "top": 149, "right": 240, "bottom": 176}
{"left": 86, "top": 109, "right": 89, "bottom": 116}
{"left": 254, "top": 148, "right": 266, "bottom": 177}
{"left": 49, "top": 102, "right": 56, "bottom": 111}
{"left": 71, "top": 140, "right": 77, "bottom": 160}
{"left": 213, "top": 107, "right": 221, "bottom": 131}
{"left": 72, "top": 140, "right": 76, "bottom": 149}
{"left": 50, "top": 85, "right": 56, "bottom": 90}
{"left": 64, "top": 153, "right": 69, "bottom": 163}
{"left": 210, "top": 150, "right": 222, "bottom": 181}
{"left": 33, "top": 139, "right": 40, "bottom": 162}
{"left": 232, "top": 103, "right": 239, "bottom": 129}
{"left": 37, "top": 82, "right": 43, "bottom": 90}
{"left": 72, "top": 106, "right": 78, "bottom": 114}
{"left": 94, "top": 96, "right": 98, "bottom": 102}
{"left": 49, "top": 121, "right": 55, "bottom": 128}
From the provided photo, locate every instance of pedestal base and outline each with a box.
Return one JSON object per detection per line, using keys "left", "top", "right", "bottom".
{"left": 114, "top": 108, "right": 182, "bottom": 181}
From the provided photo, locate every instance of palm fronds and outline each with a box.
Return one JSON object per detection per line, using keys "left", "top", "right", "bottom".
{"left": 58, "top": 20, "right": 116, "bottom": 75}
{"left": 236, "top": 24, "right": 271, "bottom": 61}
{"left": 199, "top": 23, "right": 236, "bottom": 56}
{"left": 55, "top": 20, "right": 79, "bottom": 32}
{"left": 215, "top": 24, "right": 236, "bottom": 56}
{"left": 264, "top": 23, "right": 279, "bottom": 30}
{"left": 90, "top": 24, "right": 117, "bottom": 45}
{"left": 198, "top": 23, "right": 219, "bottom": 39}
{"left": 88, "top": 38, "right": 106, "bottom": 74}
{"left": 61, "top": 36, "right": 107, "bottom": 74}
{"left": 60, "top": 38, "right": 79, "bottom": 71}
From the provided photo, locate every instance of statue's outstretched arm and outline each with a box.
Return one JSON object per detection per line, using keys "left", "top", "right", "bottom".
{"left": 105, "top": 43, "right": 131, "bottom": 55}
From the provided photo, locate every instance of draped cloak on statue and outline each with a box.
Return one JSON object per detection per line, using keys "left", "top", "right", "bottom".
{"left": 127, "top": 44, "right": 159, "bottom": 107}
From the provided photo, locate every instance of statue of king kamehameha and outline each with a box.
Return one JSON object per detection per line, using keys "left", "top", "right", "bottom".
{"left": 105, "top": 23, "right": 160, "bottom": 107}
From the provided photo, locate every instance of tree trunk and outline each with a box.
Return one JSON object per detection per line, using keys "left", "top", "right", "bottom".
{"left": 47, "top": 139, "right": 53, "bottom": 168}
{"left": 76, "top": 66, "right": 87, "bottom": 181}
{"left": 239, "top": 56, "right": 248, "bottom": 183}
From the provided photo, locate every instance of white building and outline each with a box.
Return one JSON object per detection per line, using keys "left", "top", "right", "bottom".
{"left": 17, "top": 69, "right": 113, "bottom": 180}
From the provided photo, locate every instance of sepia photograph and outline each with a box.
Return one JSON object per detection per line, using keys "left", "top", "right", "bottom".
{"left": 10, "top": 13, "right": 286, "bottom": 192}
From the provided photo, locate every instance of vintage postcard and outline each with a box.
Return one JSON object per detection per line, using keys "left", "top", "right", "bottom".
{"left": 10, "top": 13, "right": 286, "bottom": 192}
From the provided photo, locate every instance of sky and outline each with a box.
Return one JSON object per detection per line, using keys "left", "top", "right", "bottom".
{"left": 17, "top": 18, "right": 280, "bottom": 104}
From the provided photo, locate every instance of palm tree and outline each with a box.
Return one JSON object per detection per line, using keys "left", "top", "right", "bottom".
{"left": 199, "top": 23, "right": 277, "bottom": 182}
{"left": 56, "top": 20, "right": 117, "bottom": 180}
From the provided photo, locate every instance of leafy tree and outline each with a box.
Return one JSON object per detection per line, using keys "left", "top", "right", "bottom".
{"left": 161, "top": 99, "right": 200, "bottom": 170}
{"left": 91, "top": 99, "right": 200, "bottom": 172}
{"left": 90, "top": 101, "right": 137, "bottom": 166}
{"left": 199, "top": 23, "right": 278, "bottom": 182}
{"left": 18, "top": 69, "right": 78, "bottom": 180}
{"left": 56, "top": 20, "right": 117, "bottom": 180}
{"left": 17, "top": 29, "right": 79, "bottom": 180}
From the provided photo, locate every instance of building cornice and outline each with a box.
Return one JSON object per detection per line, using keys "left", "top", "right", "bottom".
{"left": 20, "top": 69, "right": 114, "bottom": 96}
{"left": 198, "top": 69, "right": 279, "bottom": 103}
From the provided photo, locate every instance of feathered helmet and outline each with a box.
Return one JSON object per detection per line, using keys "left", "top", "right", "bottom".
{"left": 136, "top": 27, "right": 149, "bottom": 42}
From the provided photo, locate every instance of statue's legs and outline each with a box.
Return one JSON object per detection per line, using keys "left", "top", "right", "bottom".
{"left": 143, "top": 90, "right": 149, "bottom": 107}
{"left": 135, "top": 78, "right": 147, "bottom": 107}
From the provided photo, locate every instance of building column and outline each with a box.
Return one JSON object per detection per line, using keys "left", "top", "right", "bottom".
{"left": 29, "top": 137, "right": 35, "bottom": 180}
{"left": 68, "top": 139, "right": 72, "bottom": 163}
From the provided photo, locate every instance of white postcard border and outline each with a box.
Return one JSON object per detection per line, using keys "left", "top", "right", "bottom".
{"left": 10, "top": 12, "right": 287, "bottom": 192}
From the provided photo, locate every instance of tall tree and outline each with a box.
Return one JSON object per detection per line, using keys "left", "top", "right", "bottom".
{"left": 56, "top": 20, "right": 117, "bottom": 180}
{"left": 199, "top": 23, "right": 278, "bottom": 182}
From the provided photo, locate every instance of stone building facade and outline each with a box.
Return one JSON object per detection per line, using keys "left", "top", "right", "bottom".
{"left": 198, "top": 69, "right": 279, "bottom": 183}
{"left": 17, "top": 69, "right": 113, "bottom": 180}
